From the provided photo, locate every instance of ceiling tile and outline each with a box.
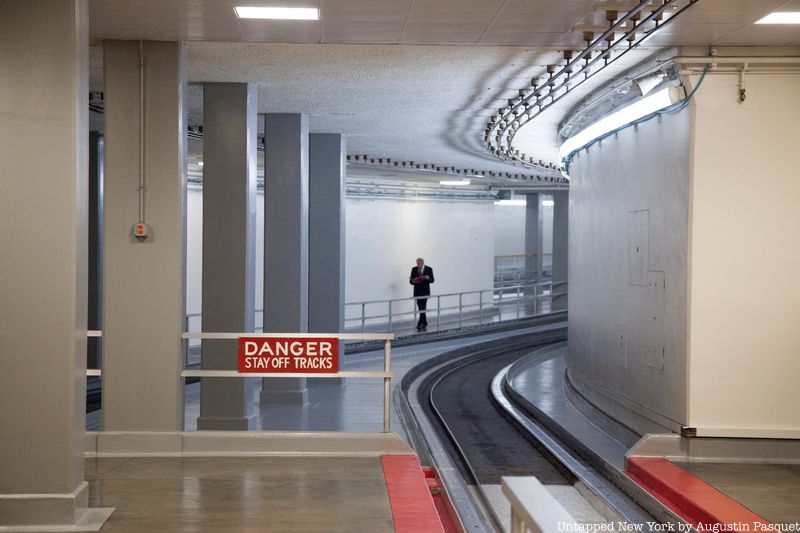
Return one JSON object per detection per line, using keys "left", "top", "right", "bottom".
{"left": 479, "top": 32, "right": 566, "bottom": 46}
{"left": 146, "top": 4, "right": 236, "bottom": 19}
{"left": 324, "top": 0, "right": 410, "bottom": 9}
{"left": 324, "top": 31, "right": 402, "bottom": 43}
{"left": 323, "top": 9, "right": 408, "bottom": 22}
{"left": 324, "top": 20, "right": 404, "bottom": 32}
{"left": 713, "top": 24, "right": 800, "bottom": 46}
{"left": 403, "top": 20, "right": 490, "bottom": 33}
{"left": 154, "top": 18, "right": 244, "bottom": 40}
{"left": 638, "top": 22, "right": 745, "bottom": 47}
{"left": 411, "top": 0, "right": 504, "bottom": 10}
{"left": 401, "top": 32, "right": 482, "bottom": 44}
{"left": 406, "top": 10, "right": 497, "bottom": 23}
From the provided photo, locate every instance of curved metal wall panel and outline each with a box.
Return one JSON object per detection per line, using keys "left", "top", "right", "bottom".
{"left": 566, "top": 107, "right": 692, "bottom": 435}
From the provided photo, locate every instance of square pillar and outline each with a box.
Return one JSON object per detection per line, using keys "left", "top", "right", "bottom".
{"left": 525, "top": 193, "right": 544, "bottom": 282}
{"left": 552, "top": 190, "right": 568, "bottom": 311}
{"left": 0, "top": 1, "right": 109, "bottom": 529}
{"left": 261, "top": 113, "right": 310, "bottom": 405}
{"left": 309, "top": 133, "right": 346, "bottom": 361}
{"left": 197, "top": 83, "right": 258, "bottom": 430}
{"left": 102, "top": 40, "right": 188, "bottom": 431}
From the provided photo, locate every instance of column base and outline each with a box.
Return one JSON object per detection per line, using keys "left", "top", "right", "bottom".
{"left": 0, "top": 482, "right": 114, "bottom": 532}
{"left": 196, "top": 414, "right": 258, "bottom": 431}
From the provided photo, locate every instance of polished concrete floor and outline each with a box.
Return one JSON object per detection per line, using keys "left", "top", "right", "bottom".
{"left": 676, "top": 461, "right": 800, "bottom": 523}
{"left": 86, "top": 456, "right": 394, "bottom": 532}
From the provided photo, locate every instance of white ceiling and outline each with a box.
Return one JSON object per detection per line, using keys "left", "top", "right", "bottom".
{"left": 88, "top": 0, "right": 800, "bottom": 174}
{"left": 90, "top": 0, "right": 800, "bottom": 46}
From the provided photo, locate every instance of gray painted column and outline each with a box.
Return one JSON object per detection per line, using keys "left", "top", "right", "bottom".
{"left": 309, "top": 134, "right": 346, "bottom": 361}
{"left": 103, "top": 41, "right": 187, "bottom": 431}
{"left": 525, "top": 193, "right": 544, "bottom": 282}
{"left": 198, "top": 83, "right": 258, "bottom": 430}
{"left": 261, "top": 113, "right": 310, "bottom": 405}
{"left": 552, "top": 190, "right": 569, "bottom": 311}
{"left": 0, "top": 1, "right": 99, "bottom": 528}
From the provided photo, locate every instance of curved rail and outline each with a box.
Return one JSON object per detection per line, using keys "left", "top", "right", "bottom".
{"left": 412, "top": 330, "right": 569, "bottom": 531}
{"left": 427, "top": 350, "right": 512, "bottom": 531}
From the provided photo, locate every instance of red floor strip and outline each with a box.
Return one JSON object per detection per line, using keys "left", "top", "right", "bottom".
{"left": 381, "top": 455, "right": 447, "bottom": 533}
{"left": 626, "top": 457, "right": 772, "bottom": 529}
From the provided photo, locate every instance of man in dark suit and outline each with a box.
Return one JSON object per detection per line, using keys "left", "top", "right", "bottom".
{"left": 409, "top": 257, "right": 434, "bottom": 332}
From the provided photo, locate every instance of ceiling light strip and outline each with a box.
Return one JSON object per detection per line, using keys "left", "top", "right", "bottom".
{"left": 234, "top": 6, "right": 320, "bottom": 20}
{"left": 491, "top": 0, "right": 694, "bottom": 165}
{"left": 484, "top": 0, "right": 700, "bottom": 171}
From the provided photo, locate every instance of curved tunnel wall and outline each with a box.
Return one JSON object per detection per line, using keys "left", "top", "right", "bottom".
{"left": 567, "top": 71, "right": 800, "bottom": 438}
{"left": 567, "top": 106, "right": 692, "bottom": 435}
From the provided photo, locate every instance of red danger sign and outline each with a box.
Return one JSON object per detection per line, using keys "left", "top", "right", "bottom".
{"left": 238, "top": 337, "right": 338, "bottom": 373}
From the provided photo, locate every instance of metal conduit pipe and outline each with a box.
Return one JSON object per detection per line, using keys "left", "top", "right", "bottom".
{"left": 138, "top": 40, "right": 145, "bottom": 224}
{"left": 486, "top": 0, "right": 700, "bottom": 171}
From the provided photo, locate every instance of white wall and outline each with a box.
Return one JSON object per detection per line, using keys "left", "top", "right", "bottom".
{"left": 688, "top": 73, "right": 800, "bottom": 437}
{"left": 187, "top": 192, "right": 494, "bottom": 324}
{"left": 567, "top": 107, "right": 692, "bottom": 435}
{"left": 345, "top": 198, "right": 495, "bottom": 306}
{"left": 494, "top": 204, "right": 526, "bottom": 256}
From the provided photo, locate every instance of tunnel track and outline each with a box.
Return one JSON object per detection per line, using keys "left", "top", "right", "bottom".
{"left": 416, "top": 331, "right": 576, "bottom": 531}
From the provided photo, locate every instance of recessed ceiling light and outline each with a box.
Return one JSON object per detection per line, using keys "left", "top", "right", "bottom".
{"left": 234, "top": 6, "right": 320, "bottom": 20}
{"left": 439, "top": 179, "right": 471, "bottom": 186}
{"left": 755, "top": 12, "right": 800, "bottom": 24}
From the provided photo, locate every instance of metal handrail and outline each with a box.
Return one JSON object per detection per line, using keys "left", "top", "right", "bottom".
{"left": 346, "top": 280, "right": 567, "bottom": 333}
{"left": 181, "top": 332, "right": 394, "bottom": 432}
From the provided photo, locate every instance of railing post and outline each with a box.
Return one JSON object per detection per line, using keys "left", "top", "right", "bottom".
{"left": 437, "top": 295, "right": 441, "bottom": 330}
{"left": 361, "top": 302, "right": 366, "bottom": 332}
{"left": 388, "top": 300, "right": 393, "bottom": 332}
{"left": 383, "top": 339, "right": 391, "bottom": 433}
{"left": 479, "top": 291, "right": 483, "bottom": 324}
{"left": 510, "top": 510, "right": 524, "bottom": 533}
{"left": 458, "top": 293, "right": 463, "bottom": 328}
{"left": 413, "top": 298, "right": 418, "bottom": 334}
{"left": 516, "top": 285, "right": 520, "bottom": 319}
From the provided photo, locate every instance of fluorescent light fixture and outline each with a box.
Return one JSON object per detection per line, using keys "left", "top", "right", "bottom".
{"left": 494, "top": 199, "right": 526, "bottom": 206}
{"left": 440, "top": 179, "right": 471, "bottom": 186}
{"left": 541, "top": 199, "right": 554, "bottom": 207}
{"left": 560, "top": 86, "right": 686, "bottom": 160}
{"left": 197, "top": 161, "right": 204, "bottom": 167}
{"left": 632, "top": 71, "right": 665, "bottom": 97}
{"left": 756, "top": 12, "right": 800, "bottom": 24}
{"left": 235, "top": 6, "right": 320, "bottom": 20}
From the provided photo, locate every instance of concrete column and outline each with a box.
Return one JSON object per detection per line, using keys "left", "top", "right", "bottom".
{"left": 88, "top": 132, "right": 104, "bottom": 370}
{"left": 525, "top": 193, "right": 544, "bottom": 282}
{"left": 261, "top": 113, "right": 310, "bottom": 405}
{"left": 198, "top": 83, "right": 258, "bottom": 430}
{"left": 103, "top": 41, "right": 187, "bottom": 431}
{"left": 309, "top": 134, "right": 346, "bottom": 362}
{"left": 0, "top": 1, "right": 109, "bottom": 529}
{"left": 552, "top": 190, "right": 569, "bottom": 311}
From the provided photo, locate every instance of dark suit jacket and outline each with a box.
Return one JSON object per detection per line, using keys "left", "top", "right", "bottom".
{"left": 409, "top": 266, "right": 434, "bottom": 297}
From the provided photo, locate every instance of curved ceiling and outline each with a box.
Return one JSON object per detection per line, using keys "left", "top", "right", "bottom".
{"left": 88, "top": 0, "right": 800, "bottom": 178}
